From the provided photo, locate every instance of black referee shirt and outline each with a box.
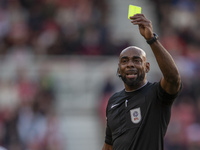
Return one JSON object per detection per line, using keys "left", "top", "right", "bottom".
{"left": 105, "top": 82, "right": 181, "bottom": 150}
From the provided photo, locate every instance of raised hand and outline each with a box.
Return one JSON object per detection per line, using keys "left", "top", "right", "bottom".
{"left": 130, "top": 14, "right": 154, "bottom": 40}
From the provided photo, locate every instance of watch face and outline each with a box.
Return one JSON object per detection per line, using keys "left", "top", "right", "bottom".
{"left": 154, "top": 33, "right": 159, "bottom": 40}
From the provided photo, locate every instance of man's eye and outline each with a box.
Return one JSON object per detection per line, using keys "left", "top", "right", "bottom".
{"left": 135, "top": 60, "right": 139, "bottom": 62}
{"left": 122, "top": 59, "right": 128, "bottom": 63}
{"left": 134, "top": 59, "right": 141, "bottom": 64}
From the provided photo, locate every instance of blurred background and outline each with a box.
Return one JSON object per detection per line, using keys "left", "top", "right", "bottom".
{"left": 0, "top": 0, "right": 199, "bottom": 150}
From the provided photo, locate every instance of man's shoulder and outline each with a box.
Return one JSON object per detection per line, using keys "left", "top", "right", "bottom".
{"left": 109, "top": 89, "right": 126, "bottom": 100}
{"left": 145, "top": 81, "right": 160, "bottom": 93}
{"left": 106, "top": 89, "right": 127, "bottom": 110}
{"left": 147, "top": 81, "right": 159, "bottom": 88}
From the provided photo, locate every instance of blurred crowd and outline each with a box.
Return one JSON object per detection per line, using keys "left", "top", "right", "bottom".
{"left": 0, "top": 0, "right": 200, "bottom": 150}
{"left": 0, "top": 67, "right": 64, "bottom": 150}
{"left": 0, "top": 0, "right": 127, "bottom": 149}
{"left": 0, "top": 0, "right": 129, "bottom": 56}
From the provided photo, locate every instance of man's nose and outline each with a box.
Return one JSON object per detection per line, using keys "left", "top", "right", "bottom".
{"left": 127, "top": 60, "right": 135, "bottom": 67}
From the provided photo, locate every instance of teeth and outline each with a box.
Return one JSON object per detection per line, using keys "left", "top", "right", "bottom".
{"left": 126, "top": 70, "right": 137, "bottom": 77}
{"left": 126, "top": 74, "right": 137, "bottom": 78}
{"left": 127, "top": 73, "right": 137, "bottom": 75}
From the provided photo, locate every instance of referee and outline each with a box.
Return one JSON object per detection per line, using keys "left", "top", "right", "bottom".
{"left": 102, "top": 14, "right": 182, "bottom": 150}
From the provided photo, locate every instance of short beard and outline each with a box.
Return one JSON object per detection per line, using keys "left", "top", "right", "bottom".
{"left": 121, "top": 71, "right": 145, "bottom": 87}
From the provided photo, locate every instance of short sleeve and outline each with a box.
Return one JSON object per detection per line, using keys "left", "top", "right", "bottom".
{"left": 105, "top": 104, "right": 113, "bottom": 145}
{"left": 105, "top": 123, "right": 113, "bottom": 145}
{"left": 158, "top": 82, "right": 182, "bottom": 106}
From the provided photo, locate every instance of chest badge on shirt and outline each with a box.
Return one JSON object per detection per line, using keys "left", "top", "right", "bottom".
{"left": 130, "top": 108, "right": 141, "bottom": 124}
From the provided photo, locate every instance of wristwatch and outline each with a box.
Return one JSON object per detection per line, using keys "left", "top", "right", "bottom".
{"left": 146, "top": 33, "right": 159, "bottom": 45}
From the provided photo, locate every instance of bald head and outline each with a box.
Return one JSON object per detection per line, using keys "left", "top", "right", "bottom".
{"left": 119, "top": 46, "right": 147, "bottom": 62}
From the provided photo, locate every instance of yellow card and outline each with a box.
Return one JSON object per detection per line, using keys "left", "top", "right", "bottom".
{"left": 128, "top": 5, "right": 142, "bottom": 19}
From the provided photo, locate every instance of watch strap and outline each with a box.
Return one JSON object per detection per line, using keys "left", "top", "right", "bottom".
{"left": 146, "top": 33, "right": 159, "bottom": 45}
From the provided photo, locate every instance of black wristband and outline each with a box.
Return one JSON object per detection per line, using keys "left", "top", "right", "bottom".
{"left": 146, "top": 33, "right": 159, "bottom": 45}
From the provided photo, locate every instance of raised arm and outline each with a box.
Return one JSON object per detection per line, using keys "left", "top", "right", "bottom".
{"left": 130, "top": 14, "right": 181, "bottom": 95}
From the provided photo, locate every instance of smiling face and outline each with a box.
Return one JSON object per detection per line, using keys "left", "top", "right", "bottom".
{"left": 118, "top": 46, "right": 150, "bottom": 91}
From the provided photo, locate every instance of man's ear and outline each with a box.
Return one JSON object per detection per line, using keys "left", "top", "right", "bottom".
{"left": 117, "top": 67, "right": 122, "bottom": 77}
{"left": 117, "top": 67, "right": 120, "bottom": 74}
{"left": 145, "top": 62, "right": 150, "bottom": 73}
